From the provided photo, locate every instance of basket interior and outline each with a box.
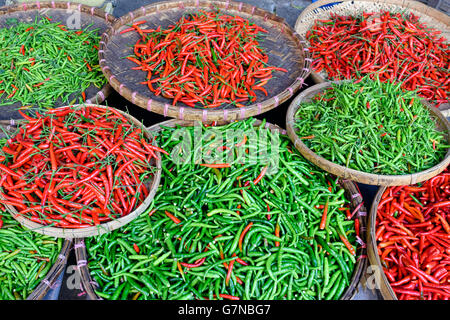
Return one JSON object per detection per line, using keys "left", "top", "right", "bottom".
{"left": 103, "top": 4, "right": 307, "bottom": 110}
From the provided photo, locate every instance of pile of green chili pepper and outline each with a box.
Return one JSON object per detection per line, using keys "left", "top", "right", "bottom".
{"left": 85, "top": 118, "right": 359, "bottom": 300}
{"left": 294, "top": 76, "right": 447, "bottom": 175}
{"left": 0, "top": 16, "right": 105, "bottom": 108}
{"left": 0, "top": 139, "right": 63, "bottom": 300}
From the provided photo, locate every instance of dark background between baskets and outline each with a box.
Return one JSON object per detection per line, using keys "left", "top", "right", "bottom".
{"left": 0, "top": 0, "right": 448, "bottom": 300}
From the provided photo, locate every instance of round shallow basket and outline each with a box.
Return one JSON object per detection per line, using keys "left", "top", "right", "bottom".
{"left": 293, "top": 0, "right": 450, "bottom": 113}
{"left": 367, "top": 186, "right": 397, "bottom": 300}
{"left": 294, "top": 0, "right": 449, "bottom": 84}
{"left": 0, "top": 104, "right": 162, "bottom": 239}
{"left": 98, "top": 0, "right": 311, "bottom": 122}
{"left": 0, "top": 1, "right": 115, "bottom": 120}
{"left": 286, "top": 81, "right": 450, "bottom": 186}
{"left": 74, "top": 119, "right": 367, "bottom": 300}
{"left": 27, "top": 239, "right": 72, "bottom": 300}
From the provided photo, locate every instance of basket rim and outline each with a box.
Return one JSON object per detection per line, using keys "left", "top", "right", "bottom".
{"left": 293, "top": 0, "right": 450, "bottom": 84}
{"left": 26, "top": 239, "right": 73, "bottom": 300}
{"left": 367, "top": 186, "right": 398, "bottom": 300}
{"left": 338, "top": 179, "right": 368, "bottom": 300}
{"left": 75, "top": 118, "right": 367, "bottom": 300}
{"left": 0, "top": 104, "right": 162, "bottom": 239}
{"left": 98, "top": 0, "right": 311, "bottom": 122}
{"left": 0, "top": 1, "right": 115, "bottom": 107}
{"left": 286, "top": 81, "right": 450, "bottom": 186}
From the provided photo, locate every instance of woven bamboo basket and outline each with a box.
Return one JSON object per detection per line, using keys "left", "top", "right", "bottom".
{"left": 286, "top": 81, "right": 450, "bottom": 186}
{"left": 98, "top": 0, "right": 311, "bottom": 122}
{"left": 294, "top": 0, "right": 449, "bottom": 84}
{"left": 0, "top": 189, "right": 72, "bottom": 301}
{"left": 0, "top": 1, "right": 115, "bottom": 120}
{"left": 0, "top": 104, "right": 162, "bottom": 239}
{"left": 73, "top": 238, "right": 97, "bottom": 300}
{"left": 27, "top": 239, "right": 72, "bottom": 300}
{"left": 74, "top": 118, "right": 367, "bottom": 300}
{"left": 293, "top": 0, "right": 450, "bottom": 113}
{"left": 366, "top": 186, "right": 397, "bottom": 300}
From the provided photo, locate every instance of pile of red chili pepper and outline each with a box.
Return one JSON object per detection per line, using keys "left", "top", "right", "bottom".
{"left": 123, "top": 10, "right": 287, "bottom": 107}
{"left": 0, "top": 106, "right": 164, "bottom": 229}
{"left": 306, "top": 11, "right": 449, "bottom": 106}
{"left": 375, "top": 166, "right": 450, "bottom": 300}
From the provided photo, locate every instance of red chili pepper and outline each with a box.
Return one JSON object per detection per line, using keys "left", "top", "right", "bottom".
{"left": 180, "top": 258, "right": 206, "bottom": 269}
{"left": 49, "top": 144, "right": 57, "bottom": 172}
{"left": 235, "top": 257, "right": 248, "bottom": 266}
{"left": 354, "top": 218, "right": 360, "bottom": 238}
{"left": 319, "top": 199, "right": 329, "bottom": 230}
{"left": 253, "top": 166, "right": 268, "bottom": 185}
{"left": 199, "top": 163, "right": 231, "bottom": 168}
{"left": 0, "top": 163, "right": 21, "bottom": 178}
{"left": 218, "top": 294, "right": 240, "bottom": 300}
{"left": 83, "top": 59, "right": 93, "bottom": 72}
{"left": 164, "top": 210, "right": 181, "bottom": 224}
{"left": 225, "top": 253, "right": 236, "bottom": 286}
{"left": 7, "top": 84, "right": 18, "bottom": 99}
{"left": 274, "top": 223, "right": 280, "bottom": 247}
{"left": 239, "top": 222, "right": 253, "bottom": 252}
{"left": 339, "top": 233, "right": 356, "bottom": 256}
{"left": 130, "top": 243, "right": 139, "bottom": 254}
